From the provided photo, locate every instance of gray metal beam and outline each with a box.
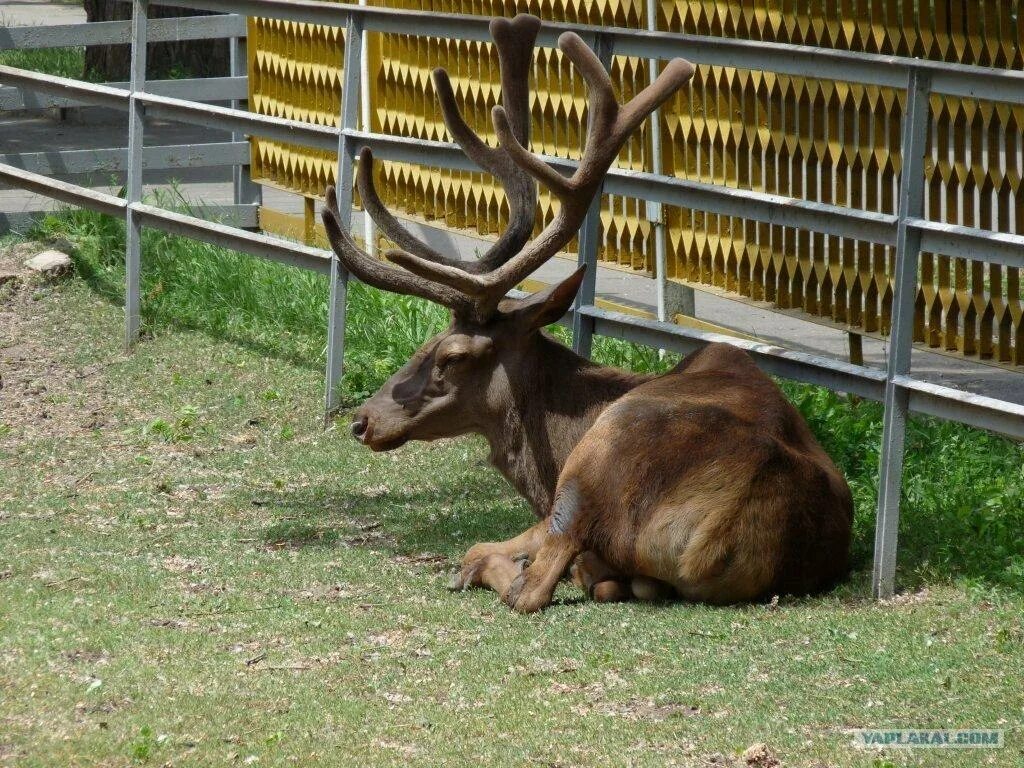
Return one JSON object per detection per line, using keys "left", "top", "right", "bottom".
{"left": 131, "top": 202, "right": 331, "bottom": 274}
{"left": 230, "top": 36, "right": 261, "bottom": 207}
{"left": 584, "top": 301, "right": 1023, "bottom": 438}
{"left": 151, "top": 0, "right": 1024, "bottom": 103}
{"left": 0, "top": 142, "right": 249, "bottom": 177}
{"left": 0, "top": 203, "right": 259, "bottom": 235}
{"left": 582, "top": 304, "right": 888, "bottom": 399}
{"left": 138, "top": 92, "right": 337, "bottom": 150}
{"left": 872, "top": 67, "right": 932, "bottom": 600}
{"left": 0, "top": 14, "right": 246, "bottom": 50}
{"left": 911, "top": 219, "right": 1024, "bottom": 270}
{"left": 0, "top": 75, "right": 247, "bottom": 111}
{"left": 0, "top": 65, "right": 128, "bottom": 110}
{"left": 124, "top": 0, "right": 148, "bottom": 350}
{"left": 0, "top": 161, "right": 127, "bottom": 216}
{"left": 895, "top": 376, "right": 1024, "bottom": 441}
{"left": 571, "top": 32, "right": 613, "bottom": 359}
{"left": 324, "top": 13, "right": 363, "bottom": 418}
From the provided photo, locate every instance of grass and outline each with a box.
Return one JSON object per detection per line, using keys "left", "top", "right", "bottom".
{"left": 0, "top": 33, "right": 85, "bottom": 80}
{"left": 0, "top": 204, "right": 1022, "bottom": 766}
{"left": 0, "top": 46, "right": 85, "bottom": 79}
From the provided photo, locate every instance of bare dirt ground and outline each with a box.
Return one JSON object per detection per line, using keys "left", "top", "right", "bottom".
{"left": 0, "top": 241, "right": 113, "bottom": 444}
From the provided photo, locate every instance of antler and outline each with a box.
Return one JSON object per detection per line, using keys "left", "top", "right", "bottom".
{"left": 322, "top": 15, "right": 695, "bottom": 320}
{"left": 321, "top": 185, "right": 474, "bottom": 314}
{"left": 343, "top": 14, "right": 540, "bottom": 274}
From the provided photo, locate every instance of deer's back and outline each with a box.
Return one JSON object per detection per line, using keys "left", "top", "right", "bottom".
{"left": 558, "top": 343, "right": 853, "bottom": 602}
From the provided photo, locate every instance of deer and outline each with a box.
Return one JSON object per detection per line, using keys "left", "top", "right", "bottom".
{"left": 320, "top": 14, "right": 854, "bottom": 613}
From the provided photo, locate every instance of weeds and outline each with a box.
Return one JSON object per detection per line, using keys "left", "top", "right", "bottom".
{"left": 0, "top": 45, "right": 85, "bottom": 80}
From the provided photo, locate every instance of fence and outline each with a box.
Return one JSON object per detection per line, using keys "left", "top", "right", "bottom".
{"left": 248, "top": 0, "right": 1024, "bottom": 371}
{"left": 0, "top": 0, "right": 1022, "bottom": 601}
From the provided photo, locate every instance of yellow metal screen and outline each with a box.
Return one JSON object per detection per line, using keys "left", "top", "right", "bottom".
{"left": 248, "top": 1, "right": 1024, "bottom": 367}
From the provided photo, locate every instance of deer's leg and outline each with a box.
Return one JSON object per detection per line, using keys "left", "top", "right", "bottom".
{"left": 503, "top": 530, "right": 580, "bottom": 614}
{"left": 458, "top": 553, "right": 528, "bottom": 597}
{"left": 449, "top": 521, "right": 548, "bottom": 591}
{"left": 571, "top": 551, "right": 631, "bottom": 603}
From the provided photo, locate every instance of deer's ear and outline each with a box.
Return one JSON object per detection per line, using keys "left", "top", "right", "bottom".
{"left": 508, "top": 266, "right": 586, "bottom": 331}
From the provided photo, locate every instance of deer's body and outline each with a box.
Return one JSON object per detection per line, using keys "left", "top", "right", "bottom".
{"left": 545, "top": 343, "right": 852, "bottom": 604}
{"left": 479, "top": 332, "right": 648, "bottom": 518}
{"left": 322, "top": 13, "right": 854, "bottom": 611}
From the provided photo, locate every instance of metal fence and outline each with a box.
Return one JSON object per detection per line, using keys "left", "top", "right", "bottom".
{"left": 249, "top": 0, "right": 1024, "bottom": 370}
{"left": 1, "top": 0, "right": 1022, "bottom": 600}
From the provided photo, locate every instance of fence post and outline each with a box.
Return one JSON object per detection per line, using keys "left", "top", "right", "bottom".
{"left": 230, "top": 29, "right": 261, "bottom": 209}
{"left": 324, "top": 12, "right": 363, "bottom": 421}
{"left": 358, "top": 0, "right": 375, "bottom": 260}
{"left": 572, "top": 33, "right": 614, "bottom": 359}
{"left": 872, "top": 65, "right": 931, "bottom": 599}
{"left": 644, "top": 0, "right": 693, "bottom": 331}
{"left": 124, "top": 0, "right": 148, "bottom": 351}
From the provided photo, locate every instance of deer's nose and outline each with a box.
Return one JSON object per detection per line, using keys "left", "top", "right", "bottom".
{"left": 351, "top": 416, "right": 369, "bottom": 441}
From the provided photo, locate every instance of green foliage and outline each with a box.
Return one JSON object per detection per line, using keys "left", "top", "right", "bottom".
{"left": 142, "top": 405, "right": 202, "bottom": 443}
{"left": 33, "top": 196, "right": 452, "bottom": 405}
{"left": 0, "top": 46, "right": 86, "bottom": 79}
{"left": 129, "top": 725, "right": 160, "bottom": 761}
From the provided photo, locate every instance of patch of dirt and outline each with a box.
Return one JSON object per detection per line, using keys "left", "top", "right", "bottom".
{"left": 741, "top": 743, "right": 782, "bottom": 767}
{"left": 73, "top": 696, "right": 133, "bottom": 716}
{"left": 147, "top": 617, "right": 197, "bottom": 630}
{"left": 62, "top": 648, "right": 110, "bottom": 665}
{"left": 0, "top": 241, "right": 114, "bottom": 447}
{"left": 159, "top": 555, "right": 204, "bottom": 574}
{"left": 881, "top": 587, "right": 930, "bottom": 607}
{"left": 391, "top": 552, "right": 450, "bottom": 571}
{"left": 577, "top": 696, "right": 701, "bottom": 722}
{"left": 342, "top": 520, "right": 396, "bottom": 549}
{"left": 506, "top": 657, "right": 581, "bottom": 678}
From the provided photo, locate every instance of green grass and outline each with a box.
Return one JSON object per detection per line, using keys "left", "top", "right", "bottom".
{"left": 0, "top": 45, "right": 85, "bottom": 80}
{"left": 1, "top": 205, "right": 1022, "bottom": 766}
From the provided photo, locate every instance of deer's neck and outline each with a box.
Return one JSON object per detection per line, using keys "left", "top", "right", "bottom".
{"left": 482, "top": 333, "right": 650, "bottom": 518}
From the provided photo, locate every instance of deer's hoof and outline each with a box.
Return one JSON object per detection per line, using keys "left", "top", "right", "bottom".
{"left": 448, "top": 562, "right": 480, "bottom": 591}
{"left": 503, "top": 568, "right": 547, "bottom": 614}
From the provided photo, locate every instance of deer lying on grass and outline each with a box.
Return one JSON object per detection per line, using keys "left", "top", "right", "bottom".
{"left": 322, "top": 14, "right": 853, "bottom": 612}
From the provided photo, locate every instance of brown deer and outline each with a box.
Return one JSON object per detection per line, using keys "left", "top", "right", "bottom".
{"left": 321, "top": 14, "right": 853, "bottom": 613}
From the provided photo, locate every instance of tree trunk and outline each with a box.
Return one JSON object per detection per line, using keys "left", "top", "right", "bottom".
{"left": 83, "top": 1, "right": 230, "bottom": 81}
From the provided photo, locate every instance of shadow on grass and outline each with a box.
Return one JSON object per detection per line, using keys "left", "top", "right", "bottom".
{"left": 72, "top": 253, "right": 330, "bottom": 376}
{"left": 258, "top": 470, "right": 532, "bottom": 562}
{"left": 258, "top": 448, "right": 1024, "bottom": 601}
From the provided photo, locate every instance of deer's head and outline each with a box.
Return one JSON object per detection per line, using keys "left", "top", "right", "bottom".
{"left": 322, "top": 14, "right": 694, "bottom": 451}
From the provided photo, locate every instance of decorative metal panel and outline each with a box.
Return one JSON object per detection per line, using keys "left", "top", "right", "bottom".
{"left": 248, "top": 1, "right": 1024, "bottom": 367}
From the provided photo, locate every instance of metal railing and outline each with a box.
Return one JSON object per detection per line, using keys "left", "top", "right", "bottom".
{"left": 1, "top": 0, "right": 1022, "bottom": 600}
{"left": 245, "top": 1, "right": 1024, "bottom": 371}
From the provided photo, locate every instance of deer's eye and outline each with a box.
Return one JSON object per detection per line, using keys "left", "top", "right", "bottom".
{"left": 437, "top": 352, "right": 466, "bottom": 371}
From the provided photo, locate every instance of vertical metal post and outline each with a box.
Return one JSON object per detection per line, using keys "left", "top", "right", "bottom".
{"left": 324, "top": 12, "right": 364, "bottom": 420}
{"left": 358, "top": 0, "right": 376, "bottom": 259}
{"left": 872, "top": 66, "right": 931, "bottom": 599}
{"left": 230, "top": 30, "right": 262, "bottom": 209}
{"left": 572, "top": 33, "right": 614, "bottom": 359}
{"left": 644, "top": 0, "right": 693, "bottom": 327}
{"left": 124, "top": 0, "right": 148, "bottom": 350}
{"left": 303, "top": 196, "right": 316, "bottom": 245}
